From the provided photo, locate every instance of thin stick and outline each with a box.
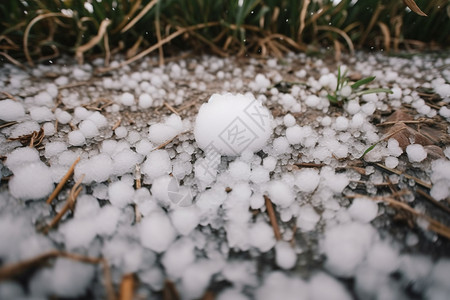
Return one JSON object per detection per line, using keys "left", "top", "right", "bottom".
{"left": 0, "top": 51, "right": 26, "bottom": 69}
{"left": 0, "top": 121, "right": 17, "bottom": 129}
{"left": 294, "top": 162, "right": 325, "bottom": 168}
{"left": 163, "top": 102, "right": 180, "bottom": 115}
{"left": 121, "top": 0, "right": 158, "bottom": 33}
{"left": 163, "top": 280, "right": 180, "bottom": 300}
{"left": 46, "top": 156, "right": 81, "bottom": 204}
{"left": 76, "top": 19, "right": 111, "bottom": 64}
{"left": 152, "top": 131, "right": 189, "bottom": 151}
{"left": 43, "top": 174, "right": 85, "bottom": 233}
{"left": 119, "top": 273, "right": 134, "bottom": 300}
{"left": 155, "top": 18, "right": 165, "bottom": 66}
{"left": 0, "top": 250, "right": 116, "bottom": 300}
{"left": 135, "top": 164, "right": 141, "bottom": 190}
{"left": 264, "top": 195, "right": 282, "bottom": 241}
{"left": 112, "top": 118, "right": 122, "bottom": 131}
{"left": 347, "top": 193, "right": 450, "bottom": 240}
{"left": 0, "top": 91, "right": 20, "bottom": 102}
{"left": 374, "top": 163, "right": 432, "bottom": 189}
{"left": 416, "top": 189, "right": 450, "bottom": 215}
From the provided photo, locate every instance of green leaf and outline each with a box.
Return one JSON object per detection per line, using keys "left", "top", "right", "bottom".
{"left": 327, "top": 94, "right": 338, "bottom": 104}
{"left": 360, "top": 143, "right": 377, "bottom": 159}
{"left": 350, "top": 76, "right": 375, "bottom": 89}
{"left": 357, "top": 88, "right": 393, "bottom": 95}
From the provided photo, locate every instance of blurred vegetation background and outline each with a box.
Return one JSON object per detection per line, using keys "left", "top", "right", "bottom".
{"left": 0, "top": 0, "right": 449, "bottom": 68}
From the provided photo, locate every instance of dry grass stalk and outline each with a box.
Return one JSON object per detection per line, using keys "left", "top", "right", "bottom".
{"left": 23, "top": 12, "right": 72, "bottom": 67}
{"left": 294, "top": 162, "right": 325, "bottom": 168}
{"left": 121, "top": 0, "right": 158, "bottom": 33}
{"left": 8, "top": 127, "right": 45, "bottom": 148}
{"left": 1, "top": 91, "right": 20, "bottom": 102}
{"left": 119, "top": 273, "right": 134, "bottom": 300}
{"left": 0, "top": 250, "right": 116, "bottom": 300}
{"left": 155, "top": 18, "right": 165, "bottom": 66}
{"left": 416, "top": 189, "right": 450, "bottom": 215}
{"left": 359, "top": 3, "right": 384, "bottom": 48}
{"left": 163, "top": 102, "right": 180, "bottom": 115}
{"left": 0, "top": 121, "right": 18, "bottom": 129}
{"left": 98, "top": 22, "right": 220, "bottom": 73}
{"left": 163, "top": 280, "right": 180, "bottom": 300}
{"left": 200, "top": 291, "right": 215, "bottom": 300}
{"left": 377, "top": 21, "right": 391, "bottom": 52}
{"left": 0, "top": 52, "right": 26, "bottom": 69}
{"left": 112, "top": 118, "right": 122, "bottom": 131}
{"left": 43, "top": 174, "right": 85, "bottom": 234}
{"left": 316, "top": 25, "right": 355, "bottom": 55}
{"left": 76, "top": 19, "right": 111, "bottom": 64}
{"left": 46, "top": 156, "right": 81, "bottom": 204}
{"left": 298, "top": 0, "right": 311, "bottom": 41}
{"left": 348, "top": 193, "right": 450, "bottom": 240}
{"left": 374, "top": 163, "right": 432, "bottom": 189}
{"left": 264, "top": 195, "right": 282, "bottom": 241}
{"left": 403, "top": 0, "right": 427, "bottom": 16}
{"left": 135, "top": 164, "right": 141, "bottom": 190}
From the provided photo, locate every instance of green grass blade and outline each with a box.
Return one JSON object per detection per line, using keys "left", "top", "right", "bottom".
{"left": 350, "top": 76, "right": 375, "bottom": 89}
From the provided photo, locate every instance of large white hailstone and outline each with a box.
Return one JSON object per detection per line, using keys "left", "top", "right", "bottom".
{"left": 9, "top": 162, "right": 54, "bottom": 200}
{"left": 267, "top": 180, "right": 295, "bottom": 208}
{"left": 309, "top": 272, "right": 352, "bottom": 300}
{"left": 194, "top": 93, "right": 273, "bottom": 156}
{"left": 140, "top": 212, "right": 177, "bottom": 253}
{"left": 0, "top": 100, "right": 25, "bottom": 121}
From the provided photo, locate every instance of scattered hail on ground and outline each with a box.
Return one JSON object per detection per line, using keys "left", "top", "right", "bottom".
{"left": 0, "top": 51, "right": 450, "bottom": 299}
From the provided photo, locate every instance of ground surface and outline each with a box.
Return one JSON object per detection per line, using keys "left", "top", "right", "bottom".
{"left": 0, "top": 51, "right": 450, "bottom": 300}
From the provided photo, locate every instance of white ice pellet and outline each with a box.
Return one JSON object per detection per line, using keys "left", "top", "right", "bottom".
{"left": 272, "top": 137, "right": 290, "bottom": 155}
{"left": 435, "top": 83, "right": 450, "bottom": 98}
{"left": 78, "top": 119, "right": 99, "bottom": 138}
{"left": 335, "top": 116, "right": 349, "bottom": 131}
{"left": 141, "top": 149, "right": 172, "bottom": 179}
{"left": 366, "top": 242, "right": 399, "bottom": 274}
{"left": 249, "top": 221, "right": 276, "bottom": 252}
{"left": 361, "top": 102, "right": 376, "bottom": 115}
{"left": 34, "top": 91, "right": 53, "bottom": 107}
{"left": 255, "top": 271, "right": 308, "bottom": 300}
{"left": 87, "top": 111, "right": 108, "bottom": 129}
{"left": 322, "top": 222, "right": 377, "bottom": 277}
{"left": 5, "top": 147, "right": 40, "bottom": 171}
{"left": 340, "top": 85, "right": 352, "bottom": 98}
{"left": 75, "top": 154, "right": 113, "bottom": 183}
{"left": 9, "top": 162, "right": 54, "bottom": 200}
{"left": 267, "top": 180, "right": 295, "bottom": 208}
{"left": 347, "top": 197, "right": 378, "bottom": 223}
{"left": 108, "top": 180, "right": 135, "bottom": 208}
{"left": 140, "top": 212, "right": 177, "bottom": 253}
{"left": 43, "top": 122, "right": 55, "bottom": 136}
{"left": 194, "top": 93, "right": 273, "bottom": 156}
{"left": 385, "top": 156, "right": 398, "bottom": 168}
{"left": 283, "top": 114, "right": 296, "bottom": 127}
{"left": 55, "top": 110, "right": 72, "bottom": 124}
{"left": 406, "top": 144, "right": 427, "bottom": 162}
{"left": 228, "top": 160, "right": 251, "bottom": 181}
{"left": 345, "top": 100, "right": 360, "bottom": 115}
{"left": 162, "top": 238, "right": 196, "bottom": 279}
{"left": 362, "top": 93, "right": 378, "bottom": 102}
{"left": 275, "top": 241, "right": 297, "bottom": 269}
{"left": 148, "top": 114, "right": 183, "bottom": 145}
{"left": 439, "top": 106, "right": 450, "bottom": 118}
{"left": 0, "top": 100, "right": 25, "bottom": 121}
{"left": 68, "top": 130, "right": 86, "bottom": 146}
{"left": 294, "top": 168, "right": 320, "bottom": 193}
{"left": 138, "top": 93, "right": 153, "bottom": 109}
{"left": 296, "top": 205, "right": 320, "bottom": 232}
{"left": 74, "top": 107, "right": 91, "bottom": 120}
{"left": 309, "top": 272, "right": 352, "bottom": 300}
{"left": 120, "top": 92, "right": 135, "bottom": 106}
{"left": 114, "top": 126, "right": 128, "bottom": 138}
{"left": 305, "top": 95, "right": 320, "bottom": 107}
{"left": 170, "top": 206, "right": 200, "bottom": 236}
{"left": 387, "top": 138, "right": 403, "bottom": 157}
{"left": 285, "top": 125, "right": 303, "bottom": 145}
{"left": 45, "top": 142, "right": 67, "bottom": 158}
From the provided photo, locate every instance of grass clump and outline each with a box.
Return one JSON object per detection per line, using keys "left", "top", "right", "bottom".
{"left": 0, "top": 0, "right": 448, "bottom": 67}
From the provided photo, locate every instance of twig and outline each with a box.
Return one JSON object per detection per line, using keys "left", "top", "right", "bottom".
{"left": 112, "top": 118, "right": 122, "bottom": 131}
{"left": 0, "top": 91, "right": 20, "bottom": 102}
{"left": 294, "top": 162, "right": 325, "bottom": 168}
{"left": 58, "top": 81, "right": 89, "bottom": 90}
{"left": 119, "top": 273, "right": 134, "bottom": 300}
{"left": 134, "top": 164, "right": 141, "bottom": 189}
{"left": 76, "top": 19, "right": 111, "bottom": 64}
{"left": 163, "top": 280, "right": 180, "bottom": 300}
{"left": 152, "top": 131, "right": 189, "bottom": 151}
{"left": 264, "top": 195, "right": 282, "bottom": 241}
{"left": 0, "top": 250, "right": 116, "bottom": 300}
{"left": 0, "top": 121, "right": 17, "bottom": 129}
{"left": 121, "top": 0, "right": 158, "bottom": 33}
{"left": 374, "top": 163, "right": 432, "bottom": 189}
{"left": 43, "top": 174, "right": 85, "bottom": 233}
{"left": 46, "top": 157, "right": 81, "bottom": 204}
{"left": 416, "top": 189, "right": 450, "bottom": 215}
{"left": 347, "top": 193, "right": 450, "bottom": 240}
{"left": 163, "top": 102, "right": 180, "bottom": 115}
